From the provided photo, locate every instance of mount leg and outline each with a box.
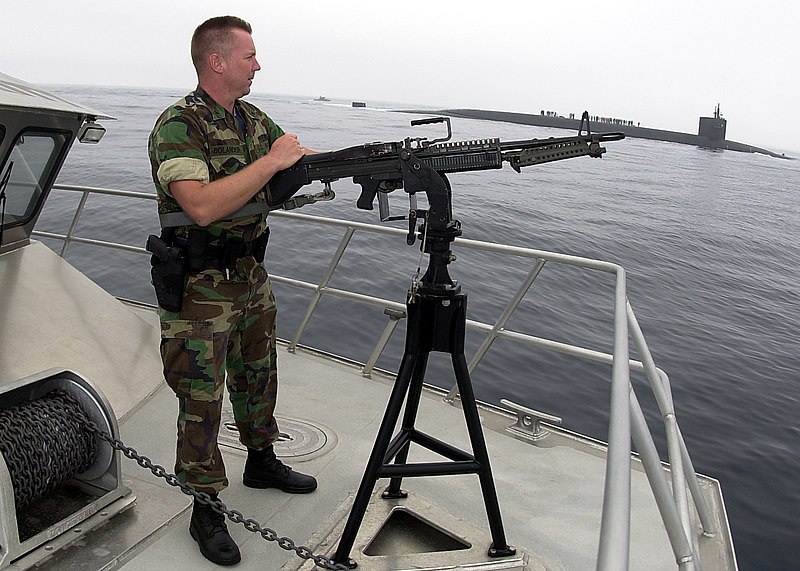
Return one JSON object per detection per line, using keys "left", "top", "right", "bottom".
{"left": 383, "top": 350, "right": 428, "bottom": 499}
{"left": 332, "top": 350, "right": 427, "bottom": 566}
{"left": 452, "top": 351, "right": 511, "bottom": 555}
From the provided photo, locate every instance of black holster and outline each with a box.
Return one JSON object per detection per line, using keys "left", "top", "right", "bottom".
{"left": 146, "top": 229, "right": 187, "bottom": 312}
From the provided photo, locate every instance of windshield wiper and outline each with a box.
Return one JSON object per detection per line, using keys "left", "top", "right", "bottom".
{"left": 0, "top": 161, "right": 13, "bottom": 247}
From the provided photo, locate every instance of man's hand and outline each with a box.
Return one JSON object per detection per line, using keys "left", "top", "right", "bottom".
{"left": 269, "top": 133, "right": 307, "bottom": 170}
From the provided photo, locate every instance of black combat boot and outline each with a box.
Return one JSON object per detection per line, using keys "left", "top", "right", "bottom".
{"left": 189, "top": 495, "right": 241, "bottom": 566}
{"left": 243, "top": 445, "right": 317, "bottom": 493}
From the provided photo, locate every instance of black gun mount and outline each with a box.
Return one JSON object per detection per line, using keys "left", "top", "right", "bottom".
{"left": 269, "top": 112, "right": 623, "bottom": 294}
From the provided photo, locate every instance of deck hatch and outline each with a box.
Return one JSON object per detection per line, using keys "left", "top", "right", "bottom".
{"left": 219, "top": 403, "right": 335, "bottom": 460}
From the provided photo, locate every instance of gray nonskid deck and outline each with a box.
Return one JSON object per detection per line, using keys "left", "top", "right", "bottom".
{"left": 86, "top": 344, "right": 713, "bottom": 571}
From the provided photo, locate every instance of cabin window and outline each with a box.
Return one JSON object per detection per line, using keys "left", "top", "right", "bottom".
{"left": 0, "top": 130, "right": 69, "bottom": 231}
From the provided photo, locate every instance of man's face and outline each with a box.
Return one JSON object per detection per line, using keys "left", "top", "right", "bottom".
{"left": 222, "top": 28, "right": 261, "bottom": 98}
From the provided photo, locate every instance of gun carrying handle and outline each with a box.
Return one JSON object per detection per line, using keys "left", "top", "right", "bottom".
{"left": 596, "top": 132, "right": 626, "bottom": 142}
{"left": 410, "top": 117, "right": 447, "bottom": 126}
{"left": 410, "top": 116, "right": 452, "bottom": 145}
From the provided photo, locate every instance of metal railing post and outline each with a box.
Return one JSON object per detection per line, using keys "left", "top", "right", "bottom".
{"left": 627, "top": 302, "right": 716, "bottom": 536}
{"left": 287, "top": 226, "right": 355, "bottom": 352}
{"left": 446, "top": 258, "right": 547, "bottom": 401}
{"left": 596, "top": 269, "right": 631, "bottom": 571}
{"left": 361, "top": 308, "right": 406, "bottom": 378}
{"left": 59, "top": 190, "right": 90, "bottom": 257}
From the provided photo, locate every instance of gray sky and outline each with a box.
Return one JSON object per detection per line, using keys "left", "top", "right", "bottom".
{"left": 3, "top": 0, "right": 798, "bottom": 152}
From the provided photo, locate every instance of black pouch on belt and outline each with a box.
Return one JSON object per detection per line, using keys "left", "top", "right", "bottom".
{"left": 146, "top": 230, "right": 187, "bottom": 312}
{"left": 186, "top": 229, "right": 210, "bottom": 273}
{"left": 253, "top": 228, "right": 270, "bottom": 263}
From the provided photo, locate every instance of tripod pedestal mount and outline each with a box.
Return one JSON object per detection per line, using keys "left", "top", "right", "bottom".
{"left": 332, "top": 220, "right": 516, "bottom": 568}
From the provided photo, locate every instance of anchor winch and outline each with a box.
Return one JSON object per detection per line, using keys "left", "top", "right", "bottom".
{"left": 0, "top": 369, "right": 134, "bottom": 570}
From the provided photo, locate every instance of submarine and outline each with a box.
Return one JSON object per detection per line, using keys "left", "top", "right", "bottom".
{"left": 404, "top": 104, "right": 789, "bottom": 159}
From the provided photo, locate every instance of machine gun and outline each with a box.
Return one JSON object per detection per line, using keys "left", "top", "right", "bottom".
{"left": 271, "top": 112, "right": 623, "bottom": 294}
{"left": 269, "top": 111, "right": 624, "bottom": 228}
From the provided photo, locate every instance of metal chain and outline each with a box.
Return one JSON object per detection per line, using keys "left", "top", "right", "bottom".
{"left": 0, "top": 391, "right": 96, "bottom": 509}
{"left": 51, "top": 391, "right": 349, "bottom": 571}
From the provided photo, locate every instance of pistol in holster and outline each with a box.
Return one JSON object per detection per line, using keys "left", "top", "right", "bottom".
{"left": 146, "top": 230, "right": 187, "bottom": 312}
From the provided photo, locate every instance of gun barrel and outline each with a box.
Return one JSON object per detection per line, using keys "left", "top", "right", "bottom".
{"left": 498, "top": 131, "right": 624, "bottom": 152}
{"left": 501, "top": 131, "right": 625, "bottom": 171}
{"left": 510, "top": 139, "right": 599, "bottom": 169}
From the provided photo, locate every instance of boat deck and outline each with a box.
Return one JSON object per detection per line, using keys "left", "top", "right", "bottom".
{"left": 29, "top": 331, "right": 730, "bottom": 570}
{"left": 0, "top": 243, "right": 736, "bottom": 571}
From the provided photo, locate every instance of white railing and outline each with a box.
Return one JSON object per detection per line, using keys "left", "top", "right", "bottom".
{"left": 35, "top": 183, "right": 719, "bottom": 570}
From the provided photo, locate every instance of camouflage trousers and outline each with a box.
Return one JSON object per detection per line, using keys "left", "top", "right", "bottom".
{"left": 159, "top": 256, "right": 279, "bottom": 494}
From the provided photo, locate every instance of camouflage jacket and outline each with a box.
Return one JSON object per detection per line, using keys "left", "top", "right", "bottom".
{"left": 147, "top": 86, "right": 284, "bottom": 242}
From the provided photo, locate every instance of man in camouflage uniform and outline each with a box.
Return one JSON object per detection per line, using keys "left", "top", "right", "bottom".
{"left": 147, "top": 15, "right": 316, "bottom": 566}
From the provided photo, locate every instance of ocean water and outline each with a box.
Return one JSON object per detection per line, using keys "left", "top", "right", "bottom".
{"left": 37, "top": 85, "right": 800, "bottom": 570}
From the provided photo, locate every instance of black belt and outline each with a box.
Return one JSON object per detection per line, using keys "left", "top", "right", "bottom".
{"left": 180, "top": 229, "right": 270, "bottom": 273}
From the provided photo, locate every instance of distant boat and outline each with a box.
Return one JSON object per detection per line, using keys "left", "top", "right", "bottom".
{"left": 352, "top": 101, "right": 366, "bottom": 108}
{"left": 314, "top": 96, "right": 330, "bottom": 102}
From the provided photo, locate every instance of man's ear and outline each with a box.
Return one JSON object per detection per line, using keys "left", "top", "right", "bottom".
{"left": 209, "top": 53, "right": 224, "bottom": 74}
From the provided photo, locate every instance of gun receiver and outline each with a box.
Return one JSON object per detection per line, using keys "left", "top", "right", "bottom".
{"left": 269, "top": 112, "right": 624, "bottom": 220}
